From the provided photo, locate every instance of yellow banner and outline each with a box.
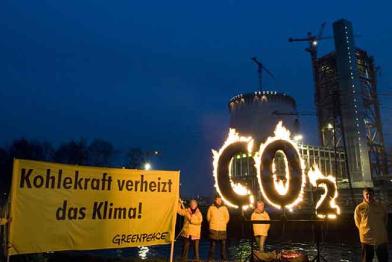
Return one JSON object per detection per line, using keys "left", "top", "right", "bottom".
{"left": 8, "top": 159, "right": 179, "bottom": 255}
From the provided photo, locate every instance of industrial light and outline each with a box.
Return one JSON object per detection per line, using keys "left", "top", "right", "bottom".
{"left": 293, "top": 134, "right": 303, "bottom": 142}
{"left": 312, "top": 40, "right": 318, "bottom": 46}
{"left": 144, "top": 163, "right": 152, "bottom": 170}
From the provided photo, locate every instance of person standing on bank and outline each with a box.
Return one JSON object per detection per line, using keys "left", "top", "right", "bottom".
{"left": 207, "top": 195, "right": 230, "bottom": 261}
{"left": 354, "top": 187, "right": 389, "bottom": 262}
{"left": 177, "top": 199, "right": 203, "bottom": 261}
{"left": 0, "top": 217, "right": 8, "bottom": 225}
{"left": 251, "top": 200, "right": 270, "bottom": 252}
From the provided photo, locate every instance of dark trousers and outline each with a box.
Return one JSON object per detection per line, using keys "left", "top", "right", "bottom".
{"left": 182, "top": 236, "right": 200, "bottom": 261}
{"left": 208, "top": 239, "right": 227, "bottom": 261}
{"left": 255, "top": 235, "right": 267, "bottom": 252}
{"left": 361, "top": 243, "right": 389, "bottom": 262}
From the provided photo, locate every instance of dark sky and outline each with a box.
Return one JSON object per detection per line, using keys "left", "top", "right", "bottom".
{"left": 1, "top": 1, "right": 391, "bottom": 196}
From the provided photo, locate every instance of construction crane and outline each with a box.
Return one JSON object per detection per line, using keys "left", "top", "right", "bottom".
{"left": 288, "top": 23, "right": 357, "bottom": 209}
{"left": 288, "top": 22, "right": 331, "bottom": 63}
{"left": 288, "top": 22, "right": 332, "bottom": 145}
{"left": 251, "top": 57, "right": 275, "bottom": 91}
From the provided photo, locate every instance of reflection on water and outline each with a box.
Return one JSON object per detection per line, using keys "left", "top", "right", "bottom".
{"left": 137, "top": 246, "right": 149, "bottom": 260}
{"left": 229, "top": 240, "right": 361, "bottom": 261}
{"left": 94, "top": 239, "right": 366, "bottom": 261}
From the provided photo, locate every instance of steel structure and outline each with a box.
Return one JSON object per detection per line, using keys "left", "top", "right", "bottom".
{"left": 315, "top": 19, "right": 387, "bottom": 186}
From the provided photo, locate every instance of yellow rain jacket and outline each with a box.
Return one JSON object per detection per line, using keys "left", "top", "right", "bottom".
{"left": 0, "top": 218, "right": 7, "bottom": 225}
{"left": 207, "top": 204, "right": 230, "bottom": 231}
{"left": 251, "top": 210, "right": 270, "bottom": 236}
{"left": 354, "top": 201, "right": 388, "bottom": 245}
{"left": 178, "top": 207, "right": 203, "bottom": 239}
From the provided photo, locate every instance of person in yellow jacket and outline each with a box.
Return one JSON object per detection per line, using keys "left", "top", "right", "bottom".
{"left": 207, "top": 195, "right": 230, "bottom": 261}
{"left": 354, "top": 188, "right": 388, "bottom": 262}
{"left": 178, "top": 199, "right": 203, "bottom": 261}
{"left": 0, "top": 217, "right": 7, "bottom": 225}
{"left": 251, "top": 200, "right": 270, "bottom": 252}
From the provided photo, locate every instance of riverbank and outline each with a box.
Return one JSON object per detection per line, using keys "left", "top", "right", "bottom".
{"left": 6, "top": 239, "right": 369, "bottom": 261}
{"left": 5, "top": 213, "right": 392, "bottom": 261}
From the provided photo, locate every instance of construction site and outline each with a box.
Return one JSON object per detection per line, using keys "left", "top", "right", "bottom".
{"left": 228, "top": 18, "right": 392, "bottom": 214}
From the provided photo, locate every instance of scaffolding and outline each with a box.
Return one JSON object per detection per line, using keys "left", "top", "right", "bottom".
{"left": 314, "top": 20, "right": 387, "bottom": 185}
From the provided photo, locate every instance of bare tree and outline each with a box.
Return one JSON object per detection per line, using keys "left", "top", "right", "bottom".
{"left": 126, "top": 148, "right": 145, "bottom": 169}
{"left": 54, "top": 138, "right": 88, "bottom": 165}
{"left": 87, "top": 139, "right": 114, "bottom": 166}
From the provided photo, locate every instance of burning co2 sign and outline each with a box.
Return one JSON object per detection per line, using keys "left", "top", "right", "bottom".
{"left": 212, "top": 122, "right": 340, "bottom": 219}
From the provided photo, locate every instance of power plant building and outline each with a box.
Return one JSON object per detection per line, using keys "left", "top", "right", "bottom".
{"left": 228, "top": 91, "right": 299, "bottom": 143}
{"left": 316, "top": 19, "right": 387, "bottom": 187}
{"left": 226, "top": 18, "right": 391, "bottom": 209}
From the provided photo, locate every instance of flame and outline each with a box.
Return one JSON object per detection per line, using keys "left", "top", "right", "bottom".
{"left": 308, "top": 165, "right": 341, "bottom": 219}
{"left": 212, "top": 122, "right": 340, "bottom": 219}
{"left": 212, "top": 128, "right": 255, "bottom": 209}
{"left": 272, "top": 150, "right": 290, "bottom": 196}
{"left": 232, "top": 183, "right": 250, "bottom": 196}
{"left": 273, "top": 121, "right": 291, "bottom": 140}
{"left": 254, "top": 121, "right": 306, "bottom": 210}
{"left": 273, "top": 175, "right": 289, "bottom": 196}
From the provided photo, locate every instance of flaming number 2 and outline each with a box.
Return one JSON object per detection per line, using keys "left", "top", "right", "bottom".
{"left": 308, "top": 166, "right": 341, "bottom": 219}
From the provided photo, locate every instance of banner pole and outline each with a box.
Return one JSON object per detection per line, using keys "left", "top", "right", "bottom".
{"left": 169, "top": 240, "right": 175, "bottom": 262}
{"left": 5, "top": 196, "right": 10, "bottom": 262}
{"left": 169, "top": 172, "right": 181, "bottom": 262}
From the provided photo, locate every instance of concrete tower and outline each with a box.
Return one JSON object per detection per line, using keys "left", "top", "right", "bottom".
{"left": 227, "top": 91, "right": 300, "bottom": 195}
{"left": 331, "top": 19, "right": 373, "bottom": 186}
{"left": 228, "top": 91, "right": 299, "bottom": 144}
{"left": 315, "top": 19, "right": 389, "bottom": 187}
